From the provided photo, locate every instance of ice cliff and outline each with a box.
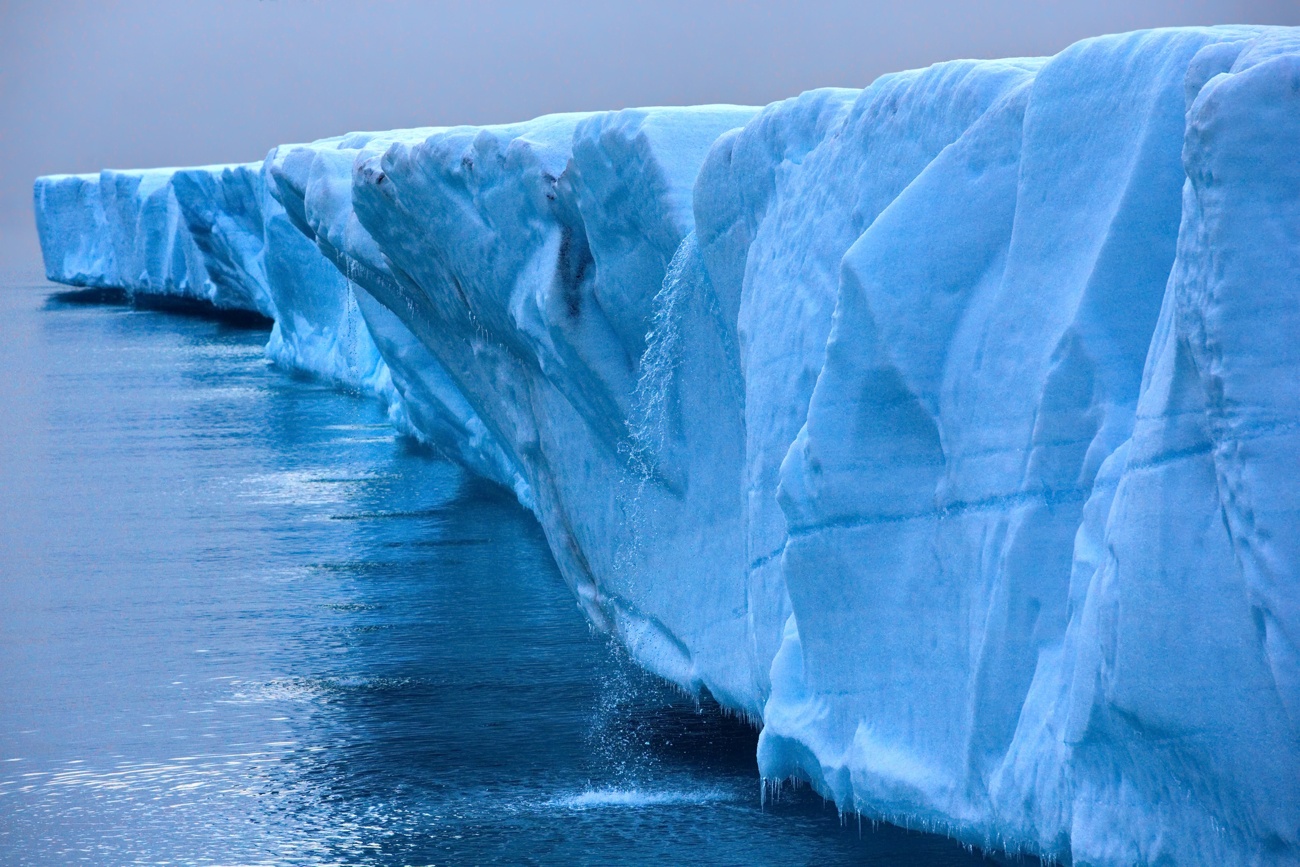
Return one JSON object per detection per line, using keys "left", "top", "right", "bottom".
{"left": 33, "top": 26, "right": 1300, "bottom": 866}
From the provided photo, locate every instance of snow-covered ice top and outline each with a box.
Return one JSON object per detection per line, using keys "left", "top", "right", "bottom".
{"left": 32, "top": 26, "right": 1300, "bottom": 866}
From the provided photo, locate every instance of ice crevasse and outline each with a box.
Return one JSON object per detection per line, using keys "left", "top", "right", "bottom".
{"left": 32, "top": 26, "right": 1300, "bottom": 866}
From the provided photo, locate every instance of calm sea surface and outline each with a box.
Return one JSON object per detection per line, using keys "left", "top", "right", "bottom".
{"left": 0, "top": 271, "right": 999, "bottom": 866}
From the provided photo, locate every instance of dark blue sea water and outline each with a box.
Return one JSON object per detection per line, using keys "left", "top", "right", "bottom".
{"left": 0, "top": 270, "right": 1000, "bottom": 866}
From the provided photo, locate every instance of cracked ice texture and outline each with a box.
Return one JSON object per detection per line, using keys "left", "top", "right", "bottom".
{"left": 33, "top": 25, "right": 1300, "bottom": 866}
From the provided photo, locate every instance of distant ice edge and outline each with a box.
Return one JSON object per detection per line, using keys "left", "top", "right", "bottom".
{"left": 32, "top": 26, "right": 1300, "bottom": 866}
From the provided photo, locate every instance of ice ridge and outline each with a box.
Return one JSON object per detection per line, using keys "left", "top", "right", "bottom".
{"left": 32, "top": 25, "right": 1300, "bottom": 866}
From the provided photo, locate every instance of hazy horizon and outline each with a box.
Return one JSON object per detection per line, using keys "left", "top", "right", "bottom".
{"left": 3, "top": 0, "right": 1296, "bottom": 266}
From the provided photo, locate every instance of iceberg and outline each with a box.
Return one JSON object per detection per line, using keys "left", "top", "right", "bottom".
{"left": 348, "top": 105, "right": 766, "bottom": 705}
{"left": 31, "top": 25, "right": 1300, "bottom": 865}
{"left": 35, "top": 164, "right": 276, "bottom": 317}
{"left": 762, "top": 26, "right": 1300, "bottom": 865}
{"left": 264, "top": 127, "right": 530, "bottom": 493}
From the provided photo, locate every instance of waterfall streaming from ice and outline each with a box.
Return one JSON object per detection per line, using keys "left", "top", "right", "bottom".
{"left": 613, "top": 234, "right": 698, "bottom": 582}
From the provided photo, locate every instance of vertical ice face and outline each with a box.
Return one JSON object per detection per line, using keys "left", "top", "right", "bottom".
{"left": 172, "top": 164, "right": 275, "bottom": 318}
{"left": 350, "top": 106, "right": 764, "bottom": 705}
{"left": 684, "top": 59, "right": 1043, "bottom": 707}
{"left": 260, "top": 136, "right": 403, "bottom": 398}
{"left": 36, "top": 168, "right": 203, "bottom": 300}
{"left": 34, "top": 164, "right": 276, "bottom": 315}
{"left": 34, "top": 173, "right": 115, "bottom": 287}
{"left": 265, "top": 128, "right": 531, "bottom": 496}
{"left": 97, "top": 169, "right": 189, "bottom": 297}
{"left": 761, "top": 25, "right": 1293, "bottom": 864}
{"left": 30, "top": 25, "right": 1300, "bottom": 865}
{"left": 1055, "top": 31, "right": 1300, "bottom": 866}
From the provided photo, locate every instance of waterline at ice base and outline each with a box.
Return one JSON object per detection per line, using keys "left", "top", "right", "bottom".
{"left": 33, "top": 25, "right": 1300, "bottom": 866}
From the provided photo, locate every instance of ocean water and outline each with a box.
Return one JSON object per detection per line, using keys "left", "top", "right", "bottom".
{"left": 0, "top": 270, "right": 1003, "bottom": 866}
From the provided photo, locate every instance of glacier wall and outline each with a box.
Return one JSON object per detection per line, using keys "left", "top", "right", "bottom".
{"left": 762, "top": 27, "right": 1300, "bottom": 865}
{"left": 35, "top": 164, "right": 276, "bottom": 317}
{"left": 32, "top": 26, "right": 1300, "bottom": 866}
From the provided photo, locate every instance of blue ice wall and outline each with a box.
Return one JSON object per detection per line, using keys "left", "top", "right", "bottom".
{"left": 33, "top": 26, "right": 1300, "bottom": 866}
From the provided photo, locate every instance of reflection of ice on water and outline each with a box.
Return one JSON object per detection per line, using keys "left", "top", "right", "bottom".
{"left": 239, "top": 468, "right": 379, "bottom": 508}
{"left": 222, "top": 675, "right": 428, "bottom": 704}
{"left": 0, "top": 750, "right": 299, "bottom": 797}
{"left": 0, "top": 747, "right": 422, "bottom": 864}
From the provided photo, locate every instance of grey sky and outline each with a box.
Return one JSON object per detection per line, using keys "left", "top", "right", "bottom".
{"left": 2, "top": 0, "right": 1296, "bottom": 266}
